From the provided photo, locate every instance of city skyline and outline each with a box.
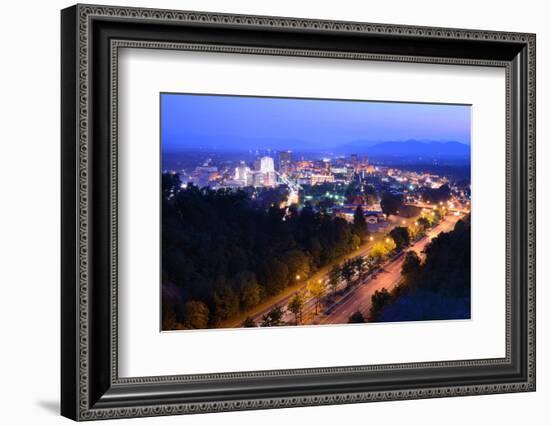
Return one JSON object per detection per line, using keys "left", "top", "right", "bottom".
{"left": 161, "top": 93, "right": 471, "bottom": 154}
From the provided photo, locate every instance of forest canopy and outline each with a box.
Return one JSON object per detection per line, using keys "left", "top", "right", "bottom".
{"left": 370, "top": 215, "right": 471, "bottom": 322}
{"left": 162, "top": 173, "right": 367, "bottom": 329}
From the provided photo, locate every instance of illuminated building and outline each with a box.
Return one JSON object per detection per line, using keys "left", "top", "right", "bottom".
{"left": 311, "top": 174, "right": 335, "bottom": 185}
{"left": 193, "top": 166, "right": 218, "bottom": 188}
{"left": 251, "top": 171, "right": 264, "bottom": 187}
{"left": 264, "top": 171, "right": 277, "bottom": 187}
{"left": 234, "top": 162, "right": 251, "bottom": 186}
{"left": 259, "top": 156, "right": 276, "bottom": 186}
{"left": 331, "top": 167, "right": 348, "bottom": 174}
{"left": 259, "top": 156, "right": 275, "bottom": 173}
{"left": 249, "top": 156, "right": 277, "bottom": 187}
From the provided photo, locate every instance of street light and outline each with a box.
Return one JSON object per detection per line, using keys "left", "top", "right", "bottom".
{"left": 296, "top": 275, "right": 301, "bottom": 281}
{"left": 369, "top": 236, "right": 374, "bottom": 241}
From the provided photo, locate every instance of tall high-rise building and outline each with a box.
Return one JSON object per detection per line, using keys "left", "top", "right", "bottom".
{"left": 259, "top": 156, "right": 275, "bottom": 173}
{"left": 251, "top": 171, "right": 264, "bottom": 187}
{"left": 254, "top": 156, "right": 276, "bottom": 187}
{"left": 234, "top": 162, "right": 251, "bottom": 186}
{"left": 264, "top": 172, "right": 277, "bottom": 187}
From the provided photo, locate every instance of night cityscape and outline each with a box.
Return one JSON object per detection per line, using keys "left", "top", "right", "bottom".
{"left": 161, "top": 94, "right": 471, "bottom": 330}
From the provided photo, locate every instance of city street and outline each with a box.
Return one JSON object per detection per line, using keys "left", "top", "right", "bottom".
{"left": 221, "top": 213, "right": 424, "bottom": 328}
{"left": 221, "top": 211, "right": 463, "bottom": 328}
{"left": 320, "top": 213, "right": 462, "bottom": 325}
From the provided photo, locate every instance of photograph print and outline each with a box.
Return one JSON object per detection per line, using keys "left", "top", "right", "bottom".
{"left": 161, "top": 93, "right": 472, "bottom": 331}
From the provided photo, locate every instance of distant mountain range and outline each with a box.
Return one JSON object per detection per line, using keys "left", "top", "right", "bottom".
{"left": 164, "top": 136, "right": 470, "bottom": 164}
{"left": 363, "top": 140, "right": 470, "bottom": 158}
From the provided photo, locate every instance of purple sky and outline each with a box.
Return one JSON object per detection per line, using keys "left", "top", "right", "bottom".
{"left": 161, "top": 93, "right": 471, "bottom": 153}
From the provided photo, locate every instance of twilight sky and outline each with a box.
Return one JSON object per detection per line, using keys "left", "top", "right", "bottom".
{"left": 161, "top": 93, "right": 471, "bottom": 153}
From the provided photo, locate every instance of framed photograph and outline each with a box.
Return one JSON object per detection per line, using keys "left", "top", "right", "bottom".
{"left": 61, "top": 4, "right": 536, "bottom": 421}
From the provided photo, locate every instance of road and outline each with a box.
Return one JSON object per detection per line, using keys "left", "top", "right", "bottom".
{"left": 220, "top": 214, "right": 423, "bottom": 328}
{"left": 220, "top": 212, "right": 462, "bottom": 328}
{"left": 218, "top": 216, "right": 426, "bottom": 328}
{"left": 319, "top": 214, "right": 462, "bottom": 325}
{"left": 222, "top": 238, "right": 377, "bottom": 328}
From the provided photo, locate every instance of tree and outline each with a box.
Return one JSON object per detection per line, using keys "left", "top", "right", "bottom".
{"left": 350, "top": 233, "right": 361, "bottom": 251}
{"left": 365, "top": 255, "right": 378, "bottom": 270}
{"left": 368, "top": 215, "right": 472, "bottom": 323}
{"left": 340, "top": 259, "right": 356, "bottom": 287}
{"left": 401, "top": 250, "right": 421, "bottom": 286}
{"left": 162, "top": 173, "right": 182, "bottom": 199}
{"left": 261, "top": 306, "right": 285, "bottom": 327}
{"left": 259, "top": 258, "right": 289, "bottom": 296}
{"left": 351, "top": 256, "right": 367, "bottom": 277}
{"left": 369, "top": 288, "right": 392, "bottom": 319}
{"left": 287, "top": 292, "right": 305, "bottom": 324}
{"left": 242, "top": 316, "right": 257, "bottom": 327}
{"left": 162, "top": 304, "right": 183, "bottom": 330}
{"left": 389, "top": 226, "right": 411, "bottom": 251}
{"left": 212, "top": 285, "right": 240, "bottom": 323}
{"left": 421, "top": 184, "right": 451, "bottom": 204}
{"left": 328, "top": 266, "right": 341, "bottom": 293}
{"left": 425, "top": 211, "right": 436, "bottom": 226}
{"left": 348, "top": 310, "right": 366, "bottom": 323}
{"left": 380, "top": 192, "right": 404, "bottom": 217}
{"left": 307, "top": 279, "right": 327, "bottom": 315}
{"left": 318, "top": 197, "right": 335, "bottom": 210}
{"left": 408, "top": 223, "right": 421, "bottom": 240}
{"left": 352, "top": 206, "right": 368, "bottom": 241}
{"left": 182, "top": 300, "right": 210, "bottom": 329}
{"left": 364, "top": 185, "right": 378, "bottom": 205}
{"left": 162, "top": 175, "right": 378, "bottom": 329}
{"left": 280, "top": 249, "right": 311, "bottom": 283}
{"left": 418, "top": 217, "right": 430, "bottom": 230}
{"left": 232, "top": 272, "right": 262, "bottom": 311}
{"left": 370, "top": 238, "right": 396, "bottom": 263}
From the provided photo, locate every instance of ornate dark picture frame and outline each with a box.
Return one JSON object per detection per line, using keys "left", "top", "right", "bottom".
{"left": 61, "top": 4, "right": 536, "bottom": 421}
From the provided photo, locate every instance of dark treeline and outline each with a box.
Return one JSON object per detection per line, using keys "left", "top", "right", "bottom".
{"left": 162, "top": 173, "right": 367, "bottom": 330}
{"left": 370, "top": 215, "right": 471, "bottom": 322}
{"left": 374, "top": 163, "right": 471, "bottom": 181}
{"left": 420, "top": 184, "right": 452, "bottom": 204}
